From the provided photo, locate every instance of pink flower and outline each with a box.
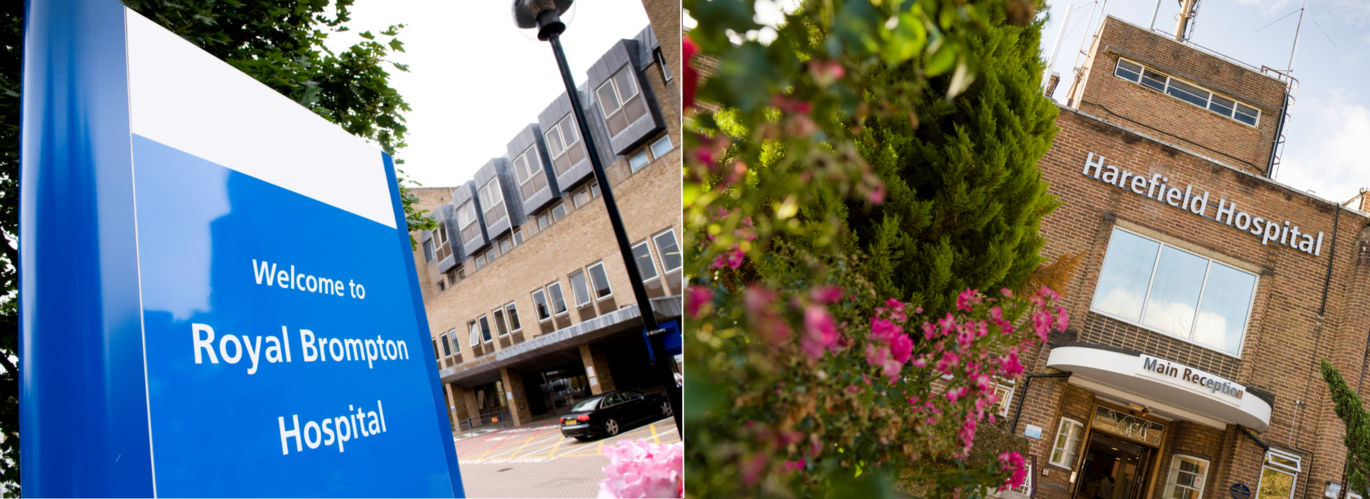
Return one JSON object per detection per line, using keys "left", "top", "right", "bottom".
{"left": 711, "top": 247, "right": 745, "bottom": 270}
{"left": 808, "top": 59, "right": 846, "bottom": 87}
{"left": 744, "top": 286, "right": 790, "bottom": 345}
{"left": 999, "top": 351, "right": 1025, "bottom": 378}
{"left": 1039, "top": 285, "right": 1061, "bottom": 301}
{"left": 870, "top": 317, "right": 901, "bottom": 342}
{"left": 956, "top": 289, "right": 980, "bottom": 312}
{"left": 683, "top": 36, "right": 698, "bottom": 109}
{"left": 868, "top": 183, "right": 886, "bottom": 205}
{"left": 802, "top": 305, "right": 838, "bottom": 360}
{"left": 783, "top": 458, "right": 805, "bottom": 473}
{"left": 739, "top": 453, "right": 767, "bottom": 488}
{"left": 998, "top": 451, "right": 1028, "bottom": 491}
{"left": 1031, "top": 309, "right": 1053, "bottom": 341}
{"left": 597, "top": 439, "right": 683, "bottom": 498}
{"left": 1056, "top": 307, "right": 1070, "bottom": 331}
{"left": 685, "top": 285, "right": 713, "bottom": 319}
{"left": 810, "top": 286, "right": 844, "bottom": 304}
{"left": 889, "top": 334, "right": 913, "bottom": 364}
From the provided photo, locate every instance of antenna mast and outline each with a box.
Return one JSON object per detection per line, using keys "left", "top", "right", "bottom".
{"left": 1288, "top": 0, "right": 1306, "bottom": 73}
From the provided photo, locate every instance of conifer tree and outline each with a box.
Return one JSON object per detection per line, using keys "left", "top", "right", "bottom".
{"left": 1321, "top": 359, "right": 1370, "bottom": 497}
{"left": 845, "top": 0, "right": 1059, "bottom": 316}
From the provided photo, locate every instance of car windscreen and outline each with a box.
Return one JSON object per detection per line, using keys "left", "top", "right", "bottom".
{"left": 571, "top": 396, "right": 604, "bottom": 412}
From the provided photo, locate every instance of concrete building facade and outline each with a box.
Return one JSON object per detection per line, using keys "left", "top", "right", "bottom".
{"left": 1005, "top": 16, "right": 1370, "bottom": 499}
{"left": 410, "top": 20, "right": 682, "bottom": 429}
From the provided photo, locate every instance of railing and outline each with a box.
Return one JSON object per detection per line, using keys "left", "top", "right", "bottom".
{"left": 455, "top": 406, "right": 511, "bottom": 437}
{"left": 1258, "top": 66, "right": 1299, "bottom": 179}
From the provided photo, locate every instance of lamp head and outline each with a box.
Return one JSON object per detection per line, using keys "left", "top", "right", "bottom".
{"left": 513, "top": 0, "right": 574, "bottom": 41}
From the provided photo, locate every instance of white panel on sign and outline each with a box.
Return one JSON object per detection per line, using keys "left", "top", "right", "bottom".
{"left": 124, "top": 9, "right": 397, "bottom": 228}
{"left": 1025, "top": 425, "right": 1043, "bottom": 439}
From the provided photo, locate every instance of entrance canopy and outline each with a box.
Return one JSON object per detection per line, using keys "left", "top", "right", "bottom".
{"left": 1047, "top": 344, "right": 1272, "bottom": 432}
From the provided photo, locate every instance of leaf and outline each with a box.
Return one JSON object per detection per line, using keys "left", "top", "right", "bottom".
{"left": 925, "top": 39, "right": 958, "bottom": 76}
{"left": 832, "top": 0, "right": 881, "bottom": 57}
{"left": 359, "top": 30, "right": 374, "bottom": 40}
{"left": 879, "top": 11, "right": 927, "bottom": 65}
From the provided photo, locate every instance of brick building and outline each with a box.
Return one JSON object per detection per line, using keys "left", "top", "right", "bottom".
{"left": 408, "top": 18, "right": 681, "bottom": 430}
{"left": 1004, "top": 16, "right": 1370, "bottom": 499}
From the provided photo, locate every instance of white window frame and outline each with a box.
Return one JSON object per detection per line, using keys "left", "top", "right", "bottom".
{"left": 551, "top": 202, "right": 568, "bottom": 222}
{"left": 468, "top": 321, "right": 480, "bottom": 347}
{"left": 1113, "top": 57, "right": 1260, "bottom": 127}
{"left": 573, "top": 187, "right": 592, "bottom": 208}
{"left": 569, "top": 269, "right": 592, "bottom": 307}
{"left": 547, "top": 282, "right": 569, "bottom": 316}
{"left": 1163, "top": 455, "right": 1210, "bottom": 499}
{"left": 478, "top": 315, "right": 493, "bottom": 343}
{"left": 448, "top": 330, "right": 460, "bottom": 355}
{"left": 1089, "top": 227, "right": 1257, "bottom": 358}
{"left": 456, "top": 201, "right": 478, "bottom": 231}
{"left": 1048, "top": 417, "right": 1085, "bottom": 469}
{"left": 479, "top": 178, "right": 506, "bottom": 219}
{"left": 649, "top": 135, "right": 673, "bottom": 160}
{"left": 1257, "top": 462, "right": 1299, "bottom": 499}
{"left": 587, "top": 262, "right": 613, "bottom": 300}
{"left": 653, "top": 228, "right": 683, "bottom": 273}
{"left": 544, "top": 115, "right": 580, "bottom": 160}
{"left": 654, "top": 47, "right": 672, "bottom": 82}
{"left": 596, "top": 66, "right": 641, "bottom": 120}
{"left": 531, "top": 289, "right": 552, "bottom": 322}
{"left": 504, "top": 302, "right": 522, "bottom": 332}
{"left": 628, "top": 149, "right": 650, "bottom": 173}
{"left": 513, "top": 228, "right": 523, "bottom": 246}
{"left": 1016, "top": 461, "right": 1033, "bottom": 496}
{"left": 631, "top": 240, "right": 660, "bottom": 282}
{"left": 493, "top": 307, "right": 510, "bottom": 337}
{"left": 514, "top": 146, "right": 539, "bottom": 186}
{"left": 439, "top": 331, "right": 452, "bottom": 358}
{"left": 993, "top": 382, "right": 1015, "bottom": 418}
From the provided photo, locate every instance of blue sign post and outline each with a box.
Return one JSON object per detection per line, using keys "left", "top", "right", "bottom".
{"left": 20, "top": 1, "right": 464, "bottom": 496}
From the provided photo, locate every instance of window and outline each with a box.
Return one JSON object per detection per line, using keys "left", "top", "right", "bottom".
{"left": 1258, "top": 450, "right": 1301, "bottom": 499}
{"left": 650, "top": 135, "right": 673, "bottom": 159}
{"left": 537, "top": 213, "right": 551, "bottom": 231}
{"left": 1090, "top": 228, "right": 1257, "bottom": 356}
{"left": 440, "top": 332, "right": 452, "bottom": 357}
{"left": 432, "top": 339, "right": 441, "bottom": 362}
{"left": 437, "top": 280, "right": 446, "bottom": 292}
{"left": 513, "top": 228, "right": 523, "bottom": 246}
{"left": 632, "top": 241, "right": 659, "bottom": 282}
{"left": 653, "top": 229, "right": 682, "bottom": 272}
{"left": 547, "top": 115, "right": 580, "bottom": 158}
{"left": 1113, "top": 57, "right": 1260, "bottom": 127}
{"left": 573, "top": 188, "right": 592, "bottom": 208}
{"left": 505, "top": 303, "right": 521, "bottom": 332}
{"left": 499, "top": 237, "right": 512, "bottom": 254}
{"left": 532, "top": 289, "right": 552, "bottom": 321}
{"left": 551, "top": 202, "right": 567, "bottom": 222}
{"left": 468, "top": 321, "right": 480, "bottom": 346}
{"left": 474, "top": 252, "right": 486, "bottom": 270}
{"left": 493, "top": 309, "right": 510, "bottom": 337}
{"left": 629, "top": 150, "right": 650, "bottom": 172}
{"left": 992, "top": 383, "right": 1014, "bottom": 417}
{"left": 485, "top": 247, "right": 499, "bottom": 263}
{"left": 1017, "top": 461, "right": 1033, "bottom": 496}
{"left": 432, "top": 222, "right": 452, "bottom": 261}
{"left": 569, "top": 270, "right": 592, "bottom": 307}
{"left": 479, "top": 178, "right": 506, "bottom": 222}
{"left": 547, "top": 282, "right": 569, "bottom": 315}
{"left": 1163, "top": 455, "right": 1209, "bottom": 499}
{"left": 478, "top": 316, "right": 493, "bottom": 342}
{"left": 447, "top": 269, "right": 459, "bottom": 285}
{"left": 589, "top": 181, "right": 600, "bottom": 199}
{"left": 654, "top": 47, "right": 672, "bottom": 82}
{"left": 449, "top": 332, "right": 460, "bottom": 356}
{"left": 587, "top": 262, "right": 612, "bottom": 299}
{"left": 422, "top": 239, "right": 435, "bottom": 262}
{"left": 597, "top": 67, "right": 641, "bottom": 119}
{"left": 456, "top": 201, "right": 480, "bottom": 242}
{"left": 1049, "top": 418, "right": 1085, "bottom": 469}
{"left": 513, "top": 146, "right": 549, "bottom": 200}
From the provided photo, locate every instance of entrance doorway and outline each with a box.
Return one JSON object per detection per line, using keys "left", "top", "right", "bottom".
{"left": 1073, "top": 433, "right": 1152, "bottom": 499}
{"left": 537, "top": 362, "right": 592, "bottom": 417}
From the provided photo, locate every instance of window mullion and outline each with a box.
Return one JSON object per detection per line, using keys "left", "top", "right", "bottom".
{"left": 1138, "top": 242, "right": 1165, "bottom": 321}
{"left": 1189, "top": 260, "right": 1213, "bottom": 340}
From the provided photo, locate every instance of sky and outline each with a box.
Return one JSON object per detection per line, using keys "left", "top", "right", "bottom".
{"left": 323, "top": 0, "right": 651, "bottom": 188}
{"left": 1040, "top": 0, "right": 1370, "bottom": 206}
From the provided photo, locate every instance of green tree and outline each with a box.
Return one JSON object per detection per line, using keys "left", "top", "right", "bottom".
{"left": 1321, "top": 359, "right": 1370, "bottom": 498}
{"left": 0, "top": 1, "right": 433, "bottom": 492}
{"left": 845, "top": 0, "right": 1059, "bottom": 317}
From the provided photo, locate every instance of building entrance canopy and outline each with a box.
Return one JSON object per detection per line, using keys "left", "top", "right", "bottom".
{"left": 1047, "top": 344, "right": 1273, "bottom": 432}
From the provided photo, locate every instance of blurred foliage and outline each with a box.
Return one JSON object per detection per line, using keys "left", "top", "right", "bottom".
{"left": 682, "top": 0, "right": 1060, "bottom": 496}
{"left": 1322, "top": 359, "right": 1370, "bottom": 498}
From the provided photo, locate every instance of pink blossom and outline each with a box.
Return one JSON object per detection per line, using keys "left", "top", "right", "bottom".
{"left": 685, "top": 285, "right": 713, "bottom": 319}
{"left": 889, "top": 334, "right": 913, "bottom": 364}
{"left": 1031, "top": 309, "right": 1053, "bottom": 341}
{"left": 870, "top": 317, "right": 901, "bottom": 342}
{"left": 808, "top": 59, "right": 846, "bottom": 87}
{"left": 1039, "top": 285, "right": 1061, "bottom": 301}
{"left": 998, "top": 451, "right": 1028, "bottom": 491}
{"left": 783, "top": 458, "right": 805, "bottom": 473}
{"left": 739, "top": 453, "right": 767, "bottom": 488}
{"left": 597, "top": 439, "right": 683, "bottom": 498}
{"left": 956, "top": 289, "right": 980, "bottom": 312}
{"left": 1001, "top": 287, "right": 1014, "bottom": 298}
{"left": 999, "top": 351, "right": 1025, "bottom": 378}
{"left": 802, "top": 305, "right": 838, "bottom": 360}
{"left": 744, "top": 286, "right": 790, "bottom": 345}
{"left": 711, "top": 247, "right": 745, "bottom": 270}
{"left": 1056, "top": 307, "right": 1070, "bottom": 331}
{"left": 868, "top": 183, "right": 886, "bottom": 205}
{"left": 810, "top": 286, "right": 844, "bottom": 304}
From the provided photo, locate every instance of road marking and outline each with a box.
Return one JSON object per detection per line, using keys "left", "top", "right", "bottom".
{"left": 650, "top": 420, "right": 660, "bottom": 443}
{"left": 491, "top": 428, "right": 547, "bottom": 461}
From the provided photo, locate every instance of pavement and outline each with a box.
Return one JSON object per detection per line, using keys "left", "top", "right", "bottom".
{"left": 454, "top": 416, "right": 681, "bottom": 498}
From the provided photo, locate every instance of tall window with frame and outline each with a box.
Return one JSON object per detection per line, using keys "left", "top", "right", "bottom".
{"left": 653, "top": 47, "right": 672, "bottom": 82}
{"left": 532, "top": 289, "right": 552, "bottom": 322}
{"left": 468, "top": 321, "right": 480, "bottom": 348}
{"left": 448, "top": 331, "right": 460, "bottom": 360}
{"left": 493, "top": 308, "right": 510, "bottom": 337}
{"left": 504, "top": 302, "right": 521, "bottom": 333}
{"left": 631, "top": 240, "right": 660, "bottom": 284}
{"left": 544, "top": 115, "right": 584, "bottom": 176}
{"left": 596, "top": 66, "right": 647, "bottom": 136}
{"left": 1049, "top": 418, "right": 1085, "bottom": 469}
{"left": 479, "top": 178, "right": 506, "bottom": 225}
{"left": 478, "top": 316, "right": 493, "bottom": 343}
{"left": 439, "top": 331, "right": 452, "bottom": 358}
{"left": 1257, "top": 450, "right": 1301, "bottom": 499}
{"left": 587, "top": 262, "right": 612, "bottom": 300}
{"left": 513, "top": 146, "right": 548, "bottom": 201}
{"left": 432, "top": 221, "right": 452, "bottom": 261}
{"left": 1163, "top": 455, "right": 1209, "bottom": 499}
{"left": 1090, "top": 228, "right": 1257, "bottom": 357}
{"left": 991, "top": 382, "right": 1015, "bottom": 417}
{"left": 569, "top": 270, "right": 592, "bottom": 307}
{"left": 456, "top": 200, "right": 480, "bottom": 244}
{"left": 653, "top": 229, "right": 682, "bottom": 274}
{"left": 547, "top": 282, "right": 569, "bottom": 316}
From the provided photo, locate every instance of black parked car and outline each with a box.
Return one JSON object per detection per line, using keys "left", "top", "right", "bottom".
{"left": 560, "top": 390, "right": 672, "bottom": 441}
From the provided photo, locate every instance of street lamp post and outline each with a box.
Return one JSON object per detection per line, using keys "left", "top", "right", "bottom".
{"left": 514, "top": 0, "right": 682, "bottom": 437}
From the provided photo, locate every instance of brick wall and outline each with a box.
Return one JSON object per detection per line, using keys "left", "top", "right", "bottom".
{"left": 1070, "top": 17, "right": 1287, "bottom": 176}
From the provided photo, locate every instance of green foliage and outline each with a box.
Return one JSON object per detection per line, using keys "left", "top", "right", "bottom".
{"left": 1321, "top": 359, "right": 1370, "bottom": 498}
{"left": 844, "top": 0, "right": 1059, "bottom": 317}
{"left": 0, "top": 1, "right": 430, "bottom": 492}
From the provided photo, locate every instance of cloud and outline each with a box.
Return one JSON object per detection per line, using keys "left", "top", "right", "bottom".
{"left": 1233, "top": 0, "right": 1299, "bottom": 16}
{"left": 1275, "top": 93, "right": 1370, "bottom": 205}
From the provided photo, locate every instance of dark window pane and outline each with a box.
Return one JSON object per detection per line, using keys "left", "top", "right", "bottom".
{"left": 1208, "top": 94, "right": 1235, "bottom": 118}
{"left": 1165, "top": 79, "right": 1210, "bottom": 108}
{"left": 479, "top": 316, "right": 493, "bottom": 342}
{"left": 548, "top": 283, "right": 568, "bottom": 314}
{"left": 588, "top": 264, "right": 612, "bottom": 298}
{"left": 1115, "top": 59, "right": 1143, "bottom": 82}
{"left": 1141, "top": 69, "right": 1167, "bottom": 91}
{"left": 633, "top": 242, "right": 658, "bottom": 281}
{"left": 654, "top": 231, "right": 682, "bottom": 272}
{"left": 569, "top": 271, "right": 591, "bottom": 306}
{"left": 1234, "top": 103, "right": 1259, "bottom": 126}
{"left": 532, "top": 290, "right": 550, "bottom": 320}
{"left": 505, "top": 304, "right": 521, "bottom": 331}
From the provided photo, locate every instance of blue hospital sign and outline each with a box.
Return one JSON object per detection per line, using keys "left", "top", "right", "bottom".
{"left": 20, "top": 0, "right": 464, "bottom": 496}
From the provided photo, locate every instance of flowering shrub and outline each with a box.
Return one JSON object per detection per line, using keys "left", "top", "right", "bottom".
{"left": 598, "top": 439, "right": 684, "bottom": 498}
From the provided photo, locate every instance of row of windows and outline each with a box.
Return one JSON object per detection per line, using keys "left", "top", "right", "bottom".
{"left": 1113, "top": 58, "right": 1260, "bottom": 127}
{"left": 435, "top": 228, "right": 681, "bottom": 366}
